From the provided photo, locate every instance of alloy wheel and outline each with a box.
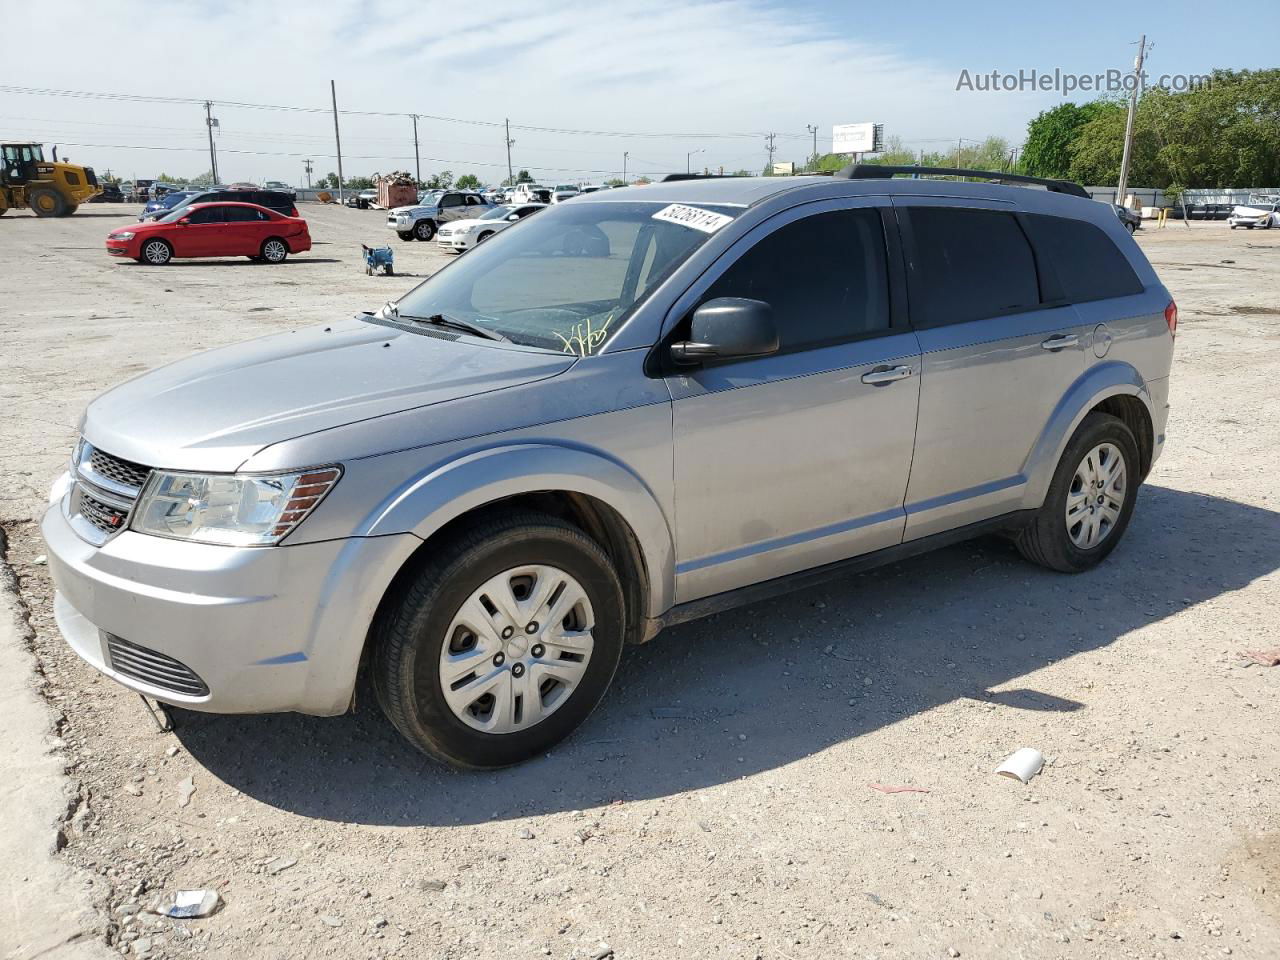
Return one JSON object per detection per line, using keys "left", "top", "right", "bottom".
{"left": 438, "top": 564, "right": 594, "bottom": 734}
{"left": 263, "top": 239, "right": 287, "bottom": 262}
{"left": 143, "top": 241, "right": 170, "bottom": 264}
{"left": 1065, "top": 442, "right": 1126, "bottom": 549}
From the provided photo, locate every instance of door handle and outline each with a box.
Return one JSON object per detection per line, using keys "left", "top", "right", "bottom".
{"left": 1040, "top": 334, "right": 1079, "bottom": 351}
{"left": 861, "top": 365, "right": 915, "bottom": 385}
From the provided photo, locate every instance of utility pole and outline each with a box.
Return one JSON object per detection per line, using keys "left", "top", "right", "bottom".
{"left": 765, "top": 133, "right": 777, "bottom": 171}
{"left": 623, "top": 151, "right": 629, "bottom": 183}
{"left": 686, "top": 148, "right": 703, "bottom": 174}
{"left": 806, "top": 123, "right": 818, "bottom": 171}
{"left": 956, "top": 137, "right": 963, "bottom": 167}
{"left": 303, "top": 159, "right": 313, "bottom": 189}
{"left": 1115, "top": 34, "right": 1148, "bottom": 210}
{"left": 330, "top": 80, "right": 345, "bottom": 204}
{"left": 411, "top": 115, "right": 421, "bottom": 183}
{"left": 203, "top": 101, "right": 219, "bottom": 184}
{"left": 504, "top": 119, "right": 514, "bottom": 186}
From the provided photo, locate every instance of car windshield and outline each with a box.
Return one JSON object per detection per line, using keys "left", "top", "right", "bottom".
{"left": 386, "top": 200, "right": 740, "bottom": 355}
{"left": 478, "top": 205, "right": 517, "bottom": 221}
{"left": 157, "top": 203, "right": 204, "bottom": 223}
{"left": 555, "top": 185, "right": 577, "bottom": 192}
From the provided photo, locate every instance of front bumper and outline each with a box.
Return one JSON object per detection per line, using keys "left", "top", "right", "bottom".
{"left": 436, "top": 233, "right": 470, "bottom": 251}
{"left": 42, "top": 497, "right": 419, "bottom": 716}
{"left": 387, "top": 215, "right": 413, "bottom": 231}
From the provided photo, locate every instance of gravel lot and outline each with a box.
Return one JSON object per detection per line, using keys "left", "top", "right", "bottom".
{"left": 1, "top": 203, "right": 1277, "bottom": 959}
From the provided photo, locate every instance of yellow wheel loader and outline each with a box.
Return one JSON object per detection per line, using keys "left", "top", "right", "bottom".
{"left": 0, "top": 142, "right": 102, "bottom": 217}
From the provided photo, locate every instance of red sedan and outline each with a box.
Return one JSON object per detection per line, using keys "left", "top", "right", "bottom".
{"left": 105, "top": 201, "right": 311, "bottom": 265}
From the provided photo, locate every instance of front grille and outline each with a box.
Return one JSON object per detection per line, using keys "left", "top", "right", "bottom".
{"left": 105, "top": 634, "right": 209, "bottom": 697}
{"left": 89, "top": 448, "right": 149, "bottom": 490}
{"left": 79, "top": 491, "right": 129, "bottom": 535}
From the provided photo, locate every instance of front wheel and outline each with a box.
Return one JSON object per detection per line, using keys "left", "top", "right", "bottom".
{"left": 1015, "top": 412, "right": 1139, "bottom": 573}
{"left": 414, "top": 219, "right": 436, "bottom": 241}
{"left": 140, "top": 238, "right": 172, "bottom": 265}
{"left": 28, "top": 188, "right": 67, "bottom": 217}
{"left": 372, "top": 512, "right": 625, "bottom": 768}
{"left": 397, "top": 231, "right": 415, "bottom": 241}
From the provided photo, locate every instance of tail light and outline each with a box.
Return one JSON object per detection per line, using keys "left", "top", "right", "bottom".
{"left": 290, "top": 206, "right": 299, "bottom": 218}
{"left": 1164, "top": 300, "right": 1178, "bottom": 338}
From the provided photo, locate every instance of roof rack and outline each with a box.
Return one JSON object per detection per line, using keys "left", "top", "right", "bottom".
{"left": 655, "top": 173, "right": 749, "bottom": 182}
{"left": 838, "top": 164, "right": 1089, "bottom": 199}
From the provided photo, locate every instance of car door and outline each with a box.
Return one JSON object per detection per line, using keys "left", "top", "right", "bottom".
{"left": 171, "top": 205, "right": 227, "bottom": 257}
{"left": 439, "top": 193, "right": 467, "bottom": 223}
{"left": 894, "top": 199, "right": 1089, "bottom": 540}
{"left": 665, "top": 199, "right": 922, "bottom": 603}
{"left": 222, "top": 205, "right": 268, "bottom": 254}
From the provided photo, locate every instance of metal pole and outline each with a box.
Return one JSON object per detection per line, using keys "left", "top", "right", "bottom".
{"left": 1115, "top": 34, "right": 1146, "bottom": 210}
{"left": 303, "top": 159, "right": 312, "bottom": 189}
{"left": 956, "top": 137, "right": 962, "bottom": 167}
{"left": 766, "top": 133, "right": 776, "bottom": 171}
{"left": 623, "top": 151, "right": 628, "bottom": 183}
{"left": 412, "top": 115, "right": 420, "bottom": 183}
{"left": 204, "top": 101, "right": 219, "bottom": 184}
{"left": 807, "top": 123, "right": 818, "bottom": 171}
{"left": 505, "top": 119, "right": 513, "bottom": 186}
{"left": 330, "top": 80, "right": 345, "bottom": 204}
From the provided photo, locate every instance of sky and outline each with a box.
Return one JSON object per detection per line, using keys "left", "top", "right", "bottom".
{"left": 2, "top": 0, "right": 1276, "bottom": 186}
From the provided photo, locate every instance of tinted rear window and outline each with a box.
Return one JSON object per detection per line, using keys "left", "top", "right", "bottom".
{"left": 904, "top": 207, "right": 1040, "bottom": 327}
{"left": 1024, "top": 214, "right": 1144, "bottom": 302}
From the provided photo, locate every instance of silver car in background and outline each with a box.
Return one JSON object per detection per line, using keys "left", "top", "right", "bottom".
{"left": 43, "top": 169, "right": 1176, "bottom": 768}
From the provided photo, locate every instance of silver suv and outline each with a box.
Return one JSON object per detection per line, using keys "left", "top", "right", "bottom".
{"left": 43, "top": 169, "right": 1176, "bottom": 768}
{"left": 387, "top": 190, "right": 492, "bottom": 242}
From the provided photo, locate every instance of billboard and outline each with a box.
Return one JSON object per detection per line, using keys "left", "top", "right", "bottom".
{"left": 832, "top": 122, "right": 883, "bottom": 154}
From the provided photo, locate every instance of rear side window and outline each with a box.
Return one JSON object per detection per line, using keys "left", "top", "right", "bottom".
{"left": 225, "top": 206, "right": 265, "bottom": 222}
{"left": 1024, "top": 214, "right": 1144, "bottom": 302}
{"left": 904, "top": 207, "right": 1039, "bottom": 327}
{"left": 700, "top": 208, "right": 890, "bottom": 351}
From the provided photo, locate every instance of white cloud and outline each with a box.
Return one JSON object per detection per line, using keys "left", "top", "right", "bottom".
{"left": 2, "top": 0, "right": 1045, "bottom": 183}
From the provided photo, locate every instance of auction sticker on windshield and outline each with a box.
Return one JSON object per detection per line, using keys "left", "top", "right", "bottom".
{"left": 652, "top": 203, "right": 734, "bottom": 233}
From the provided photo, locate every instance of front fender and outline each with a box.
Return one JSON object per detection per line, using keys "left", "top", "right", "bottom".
{"left": 1022, "top": 361, "right": 1153, "bottom": 507}
{"left": 361, "top": 443, "right": 675, "bottom": 617}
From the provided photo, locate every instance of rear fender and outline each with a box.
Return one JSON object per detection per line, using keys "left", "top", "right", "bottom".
{"left": 361, "top": 443, "right": 675, "bottom": 617}
{"left": 1022, "top": 361, "right": 1153, "bottom": 507}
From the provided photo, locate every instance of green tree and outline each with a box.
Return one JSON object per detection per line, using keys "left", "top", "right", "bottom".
{"left": 343, "top": 175, "right": 374, "bottom": 190}
{"left": 1022, "top": 101, "right": 1118, "bottom": 179}
{"left": 516, "top": 169, "right": 533, "bottom": 184}
{"left": 604, "top": 177, "right": 627, "bottom": 186}
{"left": 425, "top": 170, "right": 454, "bottom": 189}
{"left": 455, "top": 173, "right": 482, "bottom": 190}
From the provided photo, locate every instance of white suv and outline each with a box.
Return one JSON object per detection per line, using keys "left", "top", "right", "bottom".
{"left": 386, "top": 191, "right": 491, "bottom": 241}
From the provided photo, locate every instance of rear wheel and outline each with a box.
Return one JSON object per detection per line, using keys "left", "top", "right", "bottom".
{"left": 1016, "top": 412, "right": 1139, "bottom": 573}
{"left": 397, "top": 231, "right": 414, "bottom": 241}
{"left": 261, "top": 238, "right": 289, "bottom": 263}
{"left": 372, "top": 511, "right": 625, "bottom": 768}
{"left": 140, "top": 239, "right": 172, "bottom": 265}
{"left": 414, "top": 219, "right": 436, "bottom": 241}
{"left": 28, "top": 188, "right": 67, "bottom": 218}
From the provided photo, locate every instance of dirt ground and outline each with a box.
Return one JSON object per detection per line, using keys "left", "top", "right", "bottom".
{"left": 0, "top": 203, "right": 1277, "bottom": 960}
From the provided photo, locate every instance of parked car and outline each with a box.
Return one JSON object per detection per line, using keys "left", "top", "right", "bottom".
{"left": 104, "top": 201, "right": 310, "bottom": 265}
{"left": 90, "top": 183, "right": 124, "bottom": 203}
{"left": 118, "top": 181, "right": 134, "bottom": 201}
{"left": 164, "top": 188, "right": 299, "bottom": 219}
{"left": 132, "top": 179, "right": 154, "bottom": 203}
{"left": 386, "top": 190, "right": 491, "bottom": 241}
{"left": 263, "top": 181, "right": 297, "bottom": 200}
{"left": 580, "top": 184, "right": 613, "bottom": 194}
{"left": 1111, "top": 204, "right": 1141, "bottom": 233}
{"left": 1227, "top": 201, "right": 1279, "bottom": 229}
{"left": 510, "top": 183, "right": 552, "bottom": 204}
{"left": 435, "top": 202, "right": 546, "bottom": 252}
{"left": 139, "top": 190, "right": 199, "bottom": 221}
{"left": 47, "top": 171, "right": 1174, "bottom": 769}
{"left": 551, "top": 184, "right": 581, "bottom": 203}
{"left": 149, "top": 182, "right": 180, "bottom": 201}
{"left": 345, "top": 189, "right": 378, "bottom": 209}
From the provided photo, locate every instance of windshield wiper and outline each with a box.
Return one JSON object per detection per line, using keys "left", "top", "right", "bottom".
{"left": 386, "top": 303, "right": 508, "bottom": 342}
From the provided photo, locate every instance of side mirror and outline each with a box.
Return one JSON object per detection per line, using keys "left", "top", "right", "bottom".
{"left": 670, "top": 297, "right": 779, "bottom": 364}
{"left": 507, "top": 214, "right": 520, "bottom": 221}
{"left": 177, "top": 217, "right": 190, "bottom": 225}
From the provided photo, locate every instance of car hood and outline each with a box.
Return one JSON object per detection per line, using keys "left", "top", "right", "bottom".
{"left": 1231, "top": 205, "right": 1272, "bottom": 217}
{"left": 388, "top": 205, "right": 433, "bottom": 216}
{"left": 81, "top": 315, "right": 576, "bottom": 472}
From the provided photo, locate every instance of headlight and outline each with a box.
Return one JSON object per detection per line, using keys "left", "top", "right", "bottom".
{"left": 131, "top": 466, "right": 341, "bottom": 546}
{"left": 111, "top": 231, "right": 136, "bottom": 240}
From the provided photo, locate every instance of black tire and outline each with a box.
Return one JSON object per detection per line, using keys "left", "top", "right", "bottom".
{"left": 260, "top": 237, "right": 289, "bottom": 263}
{"left": 372, "top": 511, "right": 625, "bottom": 768}
{"left": 28, "top": 187, "right": 67, "bottom": 218}
{"left": 397, "top": 231, "right": 415, "bottom": 241}
{"left": 414, "top": 219, "right": 436, "bottom": 241}
{"left": 62, "top": 204, "right": 79, "bottom": 217}
{"left": 477, "top": 230, "right": 494, "bottom": 243}
{"left": 139, "top": 238, "right": 172, "bottom": 265}
{"left": 1015, "top": 412, "right": 1140, "bottom": 573}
